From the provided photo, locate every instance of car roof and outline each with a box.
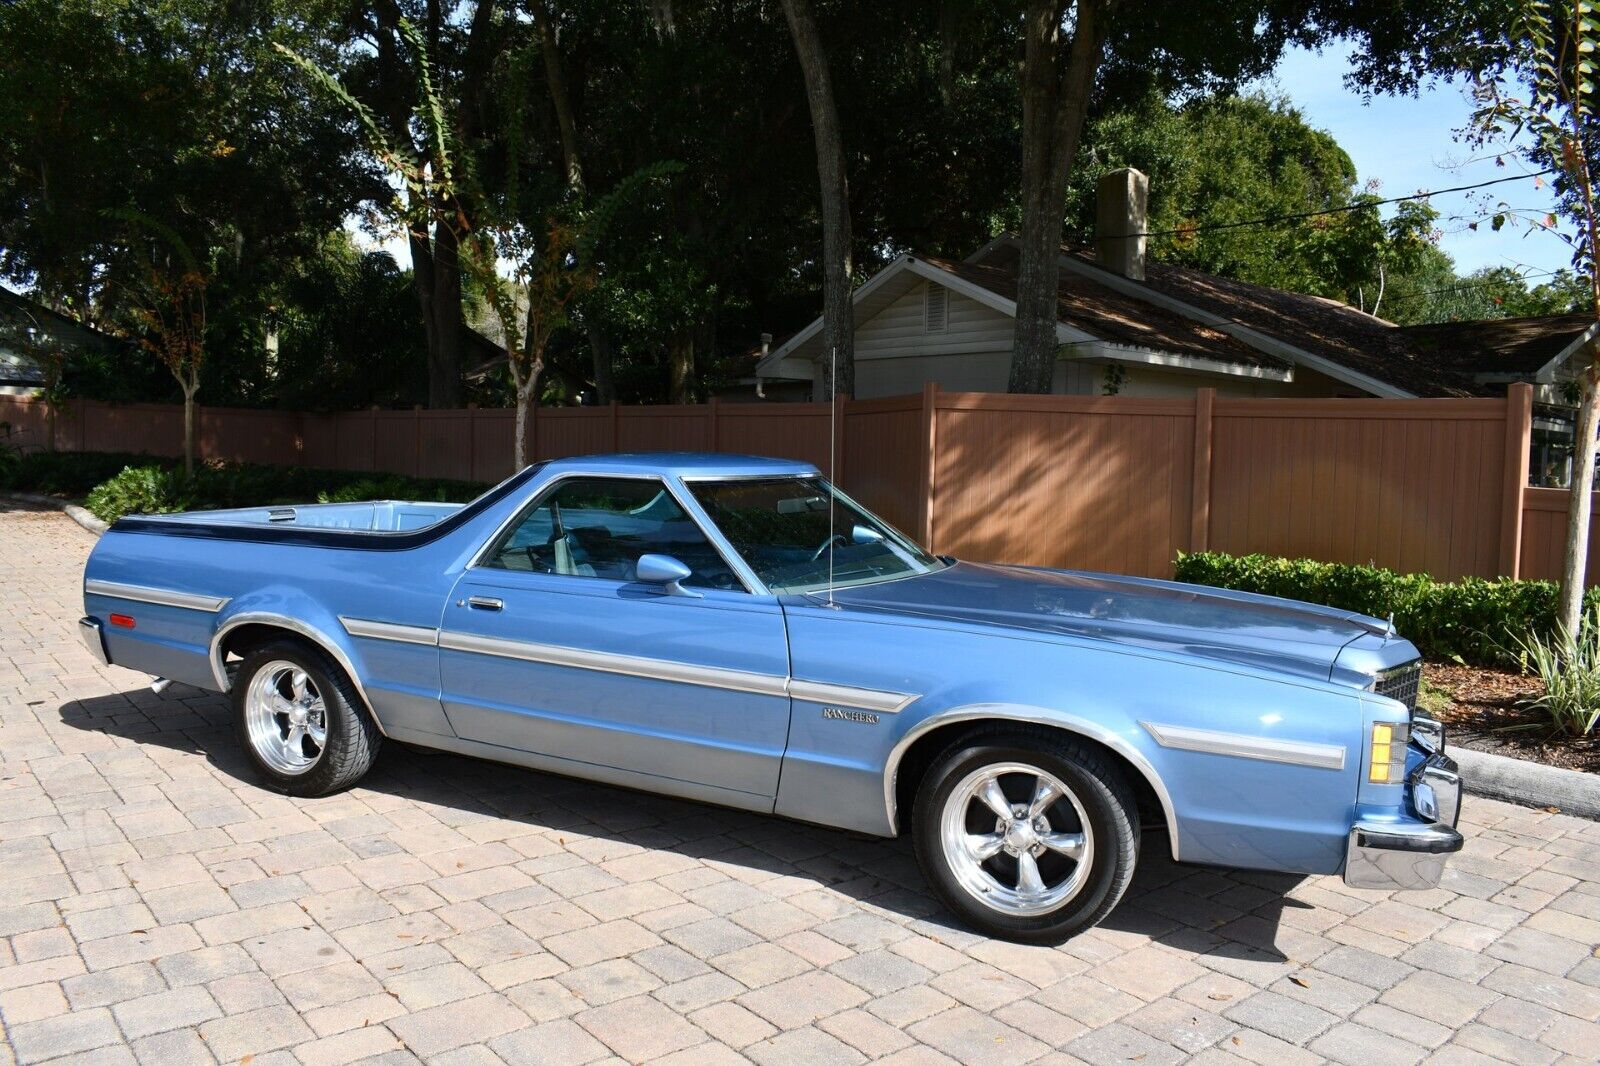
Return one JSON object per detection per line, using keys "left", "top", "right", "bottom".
{"left": 537, "top": 452, "right": 821, "bottom": 479}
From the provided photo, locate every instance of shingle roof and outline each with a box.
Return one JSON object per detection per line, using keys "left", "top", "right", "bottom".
{"left": 1398, "top": 314, "right": 1596, "bottom": 379}
{"left": 919, "top": 254, "right": 1287, "bottom": 373}
{"left": 967, "top": 237, "right": 1597, "bottom": 398}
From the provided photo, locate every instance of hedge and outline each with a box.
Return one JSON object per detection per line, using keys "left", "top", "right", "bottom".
{"left": 1, "top": 449, "right": 487, "bottom": 524}
{"left": 1173, "top": 551, "right": 1600, "bottom": 667}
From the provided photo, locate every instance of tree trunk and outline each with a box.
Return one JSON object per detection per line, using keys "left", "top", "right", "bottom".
{"left": 428, "top": 218, "right": 466, "bottom": 408}
{"left": 512, "top": 372, "right": 539, "bottom": 470}
{"left": 181, "top": 380, "right": 197, "bottom": 477}
{"left": 533, "top": 0, "right": 619, "bottom": 403}
{"left": 1009, "top": 0, "right": 1104, "bottom": 394}
{"left": 669, "top": 330, "right": 693, "bottom": 404}
{"left": 781, "top": 0, "right": 854, "bottom": 399}
{"left": 1560, "top": 357, "right": 1600, "bottom": 635}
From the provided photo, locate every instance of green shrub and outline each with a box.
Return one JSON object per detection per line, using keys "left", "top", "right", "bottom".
{"left": 85, "top": 465, "right": 195, "bottom": 522}
{"left": 1174, "top": 550, "right": 1600, "bottom": 667}
{"left": 1515, "top": 603, "right": 1600, "bottom": 737}
{"left": 1, "top": 449, "right": 170, "bottom": 495}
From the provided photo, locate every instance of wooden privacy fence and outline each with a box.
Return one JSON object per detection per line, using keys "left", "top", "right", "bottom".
{"left": 3, "top": 382, "right": 1590, "bottom": 583}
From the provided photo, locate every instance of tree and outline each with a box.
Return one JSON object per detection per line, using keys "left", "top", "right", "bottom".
{"left": 780, "top": 0, "right": 854, "bottom": 399}
{"left": 1469, "top": 0, "right": 1600, "bottom": 635}
{"left": 118, "top": 221, "right": 210, "bottom": 476}
{"left": 466, "top": 218, "right": 590, "bottom": 467}
{"left": 1009, "top": 0, "right": 1106, "bottom": 394}
{"left": 295, "top": 0, "right": 507, "bottom": 409}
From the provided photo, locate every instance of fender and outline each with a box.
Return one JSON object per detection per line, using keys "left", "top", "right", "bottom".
{"left": 208, "top": 602, "right": 388, "bottom": 737}
{"left": 883, "top": 702, "right": 1183, "bottom": 862}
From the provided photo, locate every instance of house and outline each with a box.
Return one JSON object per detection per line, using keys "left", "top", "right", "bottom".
{"left": 0, "top": 286, "right": 127, "bottom": 397}
{"left": 754, "top": 168, "right": 1599, "bottom": 404}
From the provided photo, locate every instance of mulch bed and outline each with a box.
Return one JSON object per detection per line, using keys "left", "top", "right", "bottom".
{"left": 1423, "top": 661, "right": 1600, "bottom": 774}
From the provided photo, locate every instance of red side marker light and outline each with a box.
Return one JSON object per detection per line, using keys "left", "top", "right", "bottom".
{"left": 109, "top": 614, "right": 136, "bottom": 629}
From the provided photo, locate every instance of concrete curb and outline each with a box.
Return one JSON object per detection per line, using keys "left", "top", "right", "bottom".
{"left": 1453, "top": 745, "right": 1600, "bottom": 820}
{"left": 0, "top": 491, "right": 108, "bottom": 536}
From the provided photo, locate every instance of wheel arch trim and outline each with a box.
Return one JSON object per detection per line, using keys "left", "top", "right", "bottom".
{"left": 209, "top": 611, "right": 388, "bottom": 738}
{"left": 884, "top": 703, "right": 1181, "bottom": 862}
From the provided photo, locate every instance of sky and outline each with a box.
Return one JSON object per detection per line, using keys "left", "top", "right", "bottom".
{"left": 1257, "top": 44, "right": 1572, "bottom": 279}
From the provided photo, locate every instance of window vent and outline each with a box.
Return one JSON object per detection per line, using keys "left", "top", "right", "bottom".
{"left": 924, "top": 283, "right": 948, "bottom": 333}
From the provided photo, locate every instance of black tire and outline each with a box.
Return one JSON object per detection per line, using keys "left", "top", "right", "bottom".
{"left": 232, "top": 639, "right": 381, "bottom": 797}
{"left": 912, "top": 726, "right": 1139, "bottom": 944}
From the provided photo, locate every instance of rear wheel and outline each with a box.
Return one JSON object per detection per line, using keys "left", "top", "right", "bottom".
{"left": 233, "top": 640, "right": 379, "bottom": 796}
{"left": 913, "top": 728, "right": 1138, "bottom": 943}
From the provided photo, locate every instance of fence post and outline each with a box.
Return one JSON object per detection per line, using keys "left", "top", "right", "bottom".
{"left": 413, "top": 405, "right": 423, "bottom": 478}
{"left": 709, "top": 396, "right": 721, "bottom": 452}
{"left": 920, "top": 381, "right": 939, "bottom": 549}
{"left": 610, "top": 401, "right": 620, "bottom": 453}
{"left": 1500, "top": 382, "right": 1534, "bottom": 578}
{"left": 1190, "top": 388, "right": 1215, "bottom": 552}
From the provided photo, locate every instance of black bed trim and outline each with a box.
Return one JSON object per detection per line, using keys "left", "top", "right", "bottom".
{"left": 106, "top": 464, "right": 545, "bottom": 552}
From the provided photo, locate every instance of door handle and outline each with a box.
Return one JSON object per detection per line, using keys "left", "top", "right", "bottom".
{"left": 467, "top": 596, "right": 504, "bottom": 611}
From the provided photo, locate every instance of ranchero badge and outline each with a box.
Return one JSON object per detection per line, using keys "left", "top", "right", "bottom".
{"left": 823, "top": 707, "right": 879, "bottom": 725}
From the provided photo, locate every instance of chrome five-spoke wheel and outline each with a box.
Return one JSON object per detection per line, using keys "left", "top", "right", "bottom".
{"left": 939, "top": 762, "right": 1094, "bottom": 916}
{"left": 914, "top": 729, "right": 1138, "bottom": 942}
{"left": 244, "top": 660, "right": 328, "bottom": 775}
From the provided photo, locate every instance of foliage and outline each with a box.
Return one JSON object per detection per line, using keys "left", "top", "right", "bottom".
{"left": 1466, "top": 0, "right": 1600, "bottom": 639}
{"left": 1174, "top": 550, "right": 1600, "bottom": 667}
{"left": 3, "top": 448, "right": 485, "bottom": 522}
{"left": 0, "top": 449, "right": 163, "bottom": 496}
{"left": 1068, "top": 93, "right": 1437, "bottom": 311}
{"left": 1515, "top": 601, "right": 1600, "bottom": 736}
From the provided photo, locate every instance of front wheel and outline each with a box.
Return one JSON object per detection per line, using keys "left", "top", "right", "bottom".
{"left": 913, "top": 728, "right": 1139, "bottom": 943}
{"left": 233, "top": 640, "right": 380, "bottom": 796}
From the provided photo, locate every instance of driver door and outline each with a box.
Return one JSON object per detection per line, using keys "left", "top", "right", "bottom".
{"left": 438, "top": 475, "right": 792, "bottom": 806}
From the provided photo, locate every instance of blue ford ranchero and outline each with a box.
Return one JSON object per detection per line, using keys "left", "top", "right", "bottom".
{"left": 79, "top": 453, "right": 1461, "bottom": 942}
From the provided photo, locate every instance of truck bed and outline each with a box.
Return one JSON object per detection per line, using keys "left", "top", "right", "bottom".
{"left": 151, "top": 499, "right": 464, "bottom": 532}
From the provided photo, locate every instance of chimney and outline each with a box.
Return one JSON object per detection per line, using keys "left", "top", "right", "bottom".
{"left": 1095, "top": 167, "right": 1148, "bottom": 281}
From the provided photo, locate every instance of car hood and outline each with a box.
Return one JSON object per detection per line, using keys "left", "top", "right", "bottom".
{"left": 821, "top": 561, "right": 1394, "bottom": 685}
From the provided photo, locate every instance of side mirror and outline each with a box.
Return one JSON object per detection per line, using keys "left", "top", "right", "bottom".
{"left": 851, "top": 524, "right": 885, "bottom": 545}
{"left": 635, "top": 553, "right": 701, "bottom": 597}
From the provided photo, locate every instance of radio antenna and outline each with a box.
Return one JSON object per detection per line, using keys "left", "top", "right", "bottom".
{"left": 826, "top": 344, "right": 837, "bottom": 608}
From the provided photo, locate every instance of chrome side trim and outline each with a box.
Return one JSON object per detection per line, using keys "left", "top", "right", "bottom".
{"left": 789, "top": 679, "right": 915, "bottom": 714}
{"left": 86, "top": 579, "right": 229, "bottom": 613}
{"left": 1141, "top": 721, "right": 1346, "bottom": 771}
{"left": 339, "top": 617, "right": 439, "bottom": 646}
{"left": 438, "top": 630, "right": 792, "bottom": 698}
{"left": 884, "top": 704, "right": 1183, "bottom": 862}
{"left": 208, "top": 612, "right": 387, "bottom": 738}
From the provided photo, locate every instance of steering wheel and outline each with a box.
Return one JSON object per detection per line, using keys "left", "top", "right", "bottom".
{"left": 522, "top": 545, "right": 553, "bottom": 572}
{"left": 810, "top": 533, "right": 849, "bottom": 562}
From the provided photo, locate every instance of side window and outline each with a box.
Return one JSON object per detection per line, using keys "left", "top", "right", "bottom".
{"left": 480, "top": 477, "right": 742, "bottom": 590}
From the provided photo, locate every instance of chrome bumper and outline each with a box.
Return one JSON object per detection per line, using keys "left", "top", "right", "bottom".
{"left": 1344, "top": 741, "right": 1463, "bottom": 891}
{"left": 79, "top": 616, "right": 110, "bottom": 666}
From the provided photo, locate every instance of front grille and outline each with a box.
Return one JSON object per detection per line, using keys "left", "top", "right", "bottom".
{"left": 1374, "top": 660, "right": 1422, "bottom": 711}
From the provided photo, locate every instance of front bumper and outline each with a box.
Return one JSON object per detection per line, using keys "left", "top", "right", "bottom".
{"left": 1344, "top": 739, "right": 1463, "bottom": 891}
{"left": 79, "top": 616, "right": 110, "bottom": 666}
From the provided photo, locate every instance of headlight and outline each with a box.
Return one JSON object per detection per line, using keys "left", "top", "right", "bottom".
{"left": 1368, "top": 721, "right": 1410, "bottom": 783}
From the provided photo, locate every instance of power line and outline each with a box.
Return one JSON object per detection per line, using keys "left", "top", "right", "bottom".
{"left": 1139, "top": 168, "right": 1558, "bottom": 240}
{"left": 1385, "top": 267, "right": 1565, "bottom": 305}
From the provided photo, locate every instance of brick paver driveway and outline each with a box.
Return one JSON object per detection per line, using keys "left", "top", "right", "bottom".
{"left": 2, "top": 501, "right": 1599, "bottom": 1065}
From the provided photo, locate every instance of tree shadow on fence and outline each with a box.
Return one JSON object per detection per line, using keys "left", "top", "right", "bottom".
{"left": 60, "top": 683, "right": 1311, "bottom": 962}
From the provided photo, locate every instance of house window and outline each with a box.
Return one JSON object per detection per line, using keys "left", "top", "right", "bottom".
{"left": 924, "top": 283, "right": 947, "bottom": 333}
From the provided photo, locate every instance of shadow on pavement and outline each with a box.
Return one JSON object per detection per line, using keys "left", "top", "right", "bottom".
{"left": 60, "top": 685, "right": 1308, "bottom": 959}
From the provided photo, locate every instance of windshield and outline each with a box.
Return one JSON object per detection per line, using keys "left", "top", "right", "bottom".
{"left": 689, "top": 476, "right": 945, "bottom": 593}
